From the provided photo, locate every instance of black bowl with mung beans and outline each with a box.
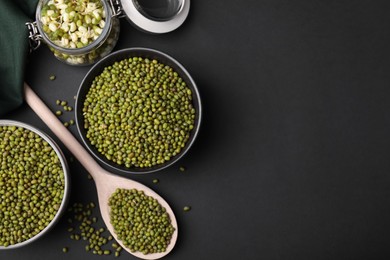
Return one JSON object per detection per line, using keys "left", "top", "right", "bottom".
{"left": 75, "top": 47, "right": 202, "bottom": 174}
{"left": 0, "top": 120, "right": 70, "bottom": 249}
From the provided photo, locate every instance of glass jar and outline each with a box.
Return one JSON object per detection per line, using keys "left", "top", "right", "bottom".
{"left": 33, "top": 0, "right": 120, "bottom": 66}
{"left": 26, "top": 0, "right": 190, "bottom": 66}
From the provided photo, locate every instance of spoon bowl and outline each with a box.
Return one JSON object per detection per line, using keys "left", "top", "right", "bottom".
{"left": 94, "top": 171, "right": 177, "bottom": 259}
{"left": 25, "top": 83, "right": 177, "bottom": 259}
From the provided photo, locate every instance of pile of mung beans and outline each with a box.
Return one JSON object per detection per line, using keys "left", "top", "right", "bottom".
{"left": 83, "top": 57, "right": 196, "bottom": 168}
{"left": 65, "top": 202, "right": 123, "bottom": 256}
{"left": 0, "top": 125, "right": 65, "bottom": 247}
{"left": 109, "top": 188, "right": 175, "bottom": 254}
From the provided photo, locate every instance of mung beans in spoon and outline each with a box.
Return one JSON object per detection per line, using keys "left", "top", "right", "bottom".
{"left": 25, "top": 83, "right": 177, "bottom": 259}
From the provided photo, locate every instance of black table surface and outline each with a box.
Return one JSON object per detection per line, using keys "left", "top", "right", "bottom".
{"left": 2, "top": 1, "right": 390, "bottom": 259}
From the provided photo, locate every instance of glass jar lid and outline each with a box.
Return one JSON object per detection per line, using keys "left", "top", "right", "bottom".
{"left": 120, "top": 0, "right": 190, "bottom": 33}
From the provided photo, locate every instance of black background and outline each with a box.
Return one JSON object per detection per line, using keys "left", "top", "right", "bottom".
{"left": 2, "top": 0, "right": 390, "bottom": 259}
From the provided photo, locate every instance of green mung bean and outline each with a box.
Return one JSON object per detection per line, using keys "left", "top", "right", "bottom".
{"left": 0, "top": 125, "right": 65, "bottom": 247}
{"left": 83, "top": 57, "right": 196, "bottom": 169}
{"left": 64, "top": 201, "right": 120, "bottom": 256}
{"left": 109, "top": 188, "right": 175, "bottom": 255}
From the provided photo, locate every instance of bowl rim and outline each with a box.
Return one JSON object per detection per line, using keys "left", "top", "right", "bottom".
{"left": 0, "top": 120, "right": 70, "bottom": 250}
{"left": 75, "top": 47, "right": 202, "bottom": 174}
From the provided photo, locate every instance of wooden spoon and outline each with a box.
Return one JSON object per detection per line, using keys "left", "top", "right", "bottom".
{"left": 24, "top": 83, "right": 178, "bottom": 259}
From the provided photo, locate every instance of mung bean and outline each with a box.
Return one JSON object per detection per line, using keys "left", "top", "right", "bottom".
{"left": 0, "top": 125, "right": 65, "bottom": 247}
{"left": 64, "top": 201, "right": 121, "bottom": 256}
{"left": 83, "top": 57, "right": 196, "bottom": 169}
{"left": 109, "top": 188, "right": 175, "bottom": 254}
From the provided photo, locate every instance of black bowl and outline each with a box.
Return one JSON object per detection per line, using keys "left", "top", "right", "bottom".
{"left": 75, "top": 47, "right": 202, "bottom": 174}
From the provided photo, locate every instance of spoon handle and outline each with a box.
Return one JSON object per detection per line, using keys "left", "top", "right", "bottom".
{"left": 24, "top": 83, "right": 101, "bottom": 178}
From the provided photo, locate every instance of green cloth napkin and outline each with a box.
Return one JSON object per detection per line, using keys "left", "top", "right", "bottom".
{"left": 0, "top": 0, "right": 39, "bottom": 117}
